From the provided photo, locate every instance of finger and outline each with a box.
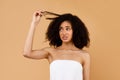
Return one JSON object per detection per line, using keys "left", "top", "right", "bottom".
{"left": 39, "top": 10, "right": 45, "bottom": 16}
{"left": 35, "top": 12, "right": 40, "bottom": 16}
{"left": 34, "top": 10, "right": 45, "bottom": 17}
{"left": 34, "top": 10, "right": 41, "bottom": 17}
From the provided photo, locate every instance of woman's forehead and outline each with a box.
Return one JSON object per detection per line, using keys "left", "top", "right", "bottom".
{"left": 60, "top": 21, "right": 72, "bottom": 27}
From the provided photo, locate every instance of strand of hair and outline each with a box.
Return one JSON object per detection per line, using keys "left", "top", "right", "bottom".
{"left": 44, "top": 11, "right": 61, "bottom": 16}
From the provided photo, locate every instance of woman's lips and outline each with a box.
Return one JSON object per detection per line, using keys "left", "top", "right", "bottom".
{"left": 62, "top": 36, "right": 68, "bottom": 40}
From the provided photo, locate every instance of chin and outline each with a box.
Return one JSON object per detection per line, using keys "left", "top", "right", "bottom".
{"left": 62, "top": 40, "right": 71, "bottom": 43}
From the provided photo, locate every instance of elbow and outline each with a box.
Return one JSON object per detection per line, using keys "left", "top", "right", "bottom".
{"left": 23, "top": 51, "right": 30, "bottom": 58}
{"left": 23, "top": 53, "right": 28, "bottom": 58}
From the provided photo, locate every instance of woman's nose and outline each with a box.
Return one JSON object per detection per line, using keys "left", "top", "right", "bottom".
{"left": 62, "top": 30, "right": 67, "bottom": 34}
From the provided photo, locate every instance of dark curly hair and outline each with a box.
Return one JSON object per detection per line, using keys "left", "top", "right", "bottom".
{"left": 46, "top": 13, "right": 90, "bottom": 49}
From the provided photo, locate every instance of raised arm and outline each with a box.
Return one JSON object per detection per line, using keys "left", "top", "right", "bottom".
{"left": 23, "top": 10, "right": 49, "bottom": 59}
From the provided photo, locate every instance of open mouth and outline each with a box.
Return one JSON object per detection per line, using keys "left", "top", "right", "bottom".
{"left": 62, "top": 36, "right": 68, "bottom": 40}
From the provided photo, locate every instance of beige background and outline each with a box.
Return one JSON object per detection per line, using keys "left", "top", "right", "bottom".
{"left": 1, "top": 0, "right": 120, "bottom": 80}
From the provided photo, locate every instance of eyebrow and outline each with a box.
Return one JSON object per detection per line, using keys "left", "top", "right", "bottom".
{"left": 59, "top": 26, "right": 71, "bottom": 28}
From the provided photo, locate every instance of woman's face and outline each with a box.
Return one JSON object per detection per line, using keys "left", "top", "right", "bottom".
{"left": 59, "top": 21, "right": 73, "bottom": 43}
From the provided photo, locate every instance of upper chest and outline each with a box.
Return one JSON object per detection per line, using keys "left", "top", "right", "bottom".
{"left": 52, "top": 50, "right": 80, "bottom": 57}
{"left": 48, "top": 49, "right": 85, "bottom": 64}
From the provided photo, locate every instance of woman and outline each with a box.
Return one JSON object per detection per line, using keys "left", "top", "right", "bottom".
{"left": 23, "top": 10, "right": 90, "bottom": 80}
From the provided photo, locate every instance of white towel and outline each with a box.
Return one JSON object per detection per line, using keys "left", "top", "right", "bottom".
{"left": 50, "top": 60, "right": 83, "bottom": 80}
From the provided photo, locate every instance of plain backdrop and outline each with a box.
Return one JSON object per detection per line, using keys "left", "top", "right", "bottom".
{"left": 1, "top": 0, "right": 120, "bottom": 80}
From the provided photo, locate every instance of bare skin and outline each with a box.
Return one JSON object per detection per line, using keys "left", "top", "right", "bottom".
{"left": 23, "top": 10, "right": 90, "bottom": 80}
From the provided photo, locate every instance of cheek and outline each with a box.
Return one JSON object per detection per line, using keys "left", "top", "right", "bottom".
{"left": 69, "top": 30, "right": 73, "bottom": 36}
{"left": 59, "top": 32, "right": 62, "bottom": 37}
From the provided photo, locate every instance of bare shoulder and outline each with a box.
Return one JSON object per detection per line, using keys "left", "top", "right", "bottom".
{"left": 83, "top": 51, "right": 90, "bottom": 57}
{"left": 80, "top": 50, "right": 90, "bottom": 61}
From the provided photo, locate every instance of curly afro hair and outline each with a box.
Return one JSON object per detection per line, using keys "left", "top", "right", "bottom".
{"left": 46, "top": 13, "right": 90, "bottom": 49}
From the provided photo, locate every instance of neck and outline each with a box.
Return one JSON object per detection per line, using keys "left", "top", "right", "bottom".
{"left": 59, "top": 42, "right": 79, "bottom": 50}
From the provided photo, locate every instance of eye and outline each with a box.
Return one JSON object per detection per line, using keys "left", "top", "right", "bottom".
{"left": 66, "top": 27, "right": 71, "bottom": 31}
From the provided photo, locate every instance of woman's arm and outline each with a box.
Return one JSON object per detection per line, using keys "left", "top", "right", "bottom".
{"left": 23, "top": 10, "right": 49, "bottom": 59}
{"left": 83, "top": 53, "right": 91, "bottom": 80}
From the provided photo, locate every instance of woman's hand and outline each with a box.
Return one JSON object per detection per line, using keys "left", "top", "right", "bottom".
{"left": 31, "top": 10, "right": 44, "bottom": 26}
